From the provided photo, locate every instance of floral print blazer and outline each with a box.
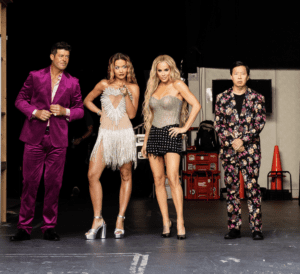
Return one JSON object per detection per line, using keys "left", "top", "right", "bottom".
{"left": 214, "top": 87, "right": 266, "bottom": 165}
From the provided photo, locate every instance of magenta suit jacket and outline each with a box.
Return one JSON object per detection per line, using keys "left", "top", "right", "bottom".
{"left": 15, "top": 66, "right": 84, "bottom": 147}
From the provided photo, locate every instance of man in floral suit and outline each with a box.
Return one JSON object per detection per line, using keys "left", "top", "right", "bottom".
{"left": 214, "top": 61, "right": 266, "bottom": 240}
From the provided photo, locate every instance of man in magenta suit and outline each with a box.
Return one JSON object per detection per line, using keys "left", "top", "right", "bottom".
{"left": 10, "top": 42, "right": 84, "bottom": 241}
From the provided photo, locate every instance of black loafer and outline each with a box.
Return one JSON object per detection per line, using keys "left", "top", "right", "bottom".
{"left": 43, "top": 228, "right": 60, "bottom": 241}
{"left": 10, "top": 229, "right": 31, "bottom": 241}
{"left": 252, "top": 231, "right": 264, "bottom": 240}
{"left": 224, "top": 229, "right": 241, "bottom": 239}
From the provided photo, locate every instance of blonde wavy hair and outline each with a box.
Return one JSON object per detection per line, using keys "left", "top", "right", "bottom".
{"left": 107, "top": 53, "right": 137, "bottom": 84}
{"left": 142, "top": 55, "right": 189, "bottom": 132}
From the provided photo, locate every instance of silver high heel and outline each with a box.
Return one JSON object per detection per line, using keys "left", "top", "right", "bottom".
{"left": 85, "top": 216, "right": 106, "bottom": 240}
{"left": 114, "top": 215, "right": 125, "bottom": 239}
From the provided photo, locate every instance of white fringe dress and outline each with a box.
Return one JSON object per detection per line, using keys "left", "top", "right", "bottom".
{"left": 90, "top": 87, "right": 137, "bottom": 170}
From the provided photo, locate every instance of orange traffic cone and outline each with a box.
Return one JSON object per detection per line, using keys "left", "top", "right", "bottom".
{"left": 271, "top": 145, "right": 282, "bottom": 190}
{"left": 239, "top": 171, "right": 245, "bottom": 199}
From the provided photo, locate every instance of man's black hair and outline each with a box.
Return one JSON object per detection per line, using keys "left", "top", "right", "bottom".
{"left": 51, "top": 41, "right": 72, "bottom": 56}
{"left": 230, "top": 61, "right": 250, "bottom": 75}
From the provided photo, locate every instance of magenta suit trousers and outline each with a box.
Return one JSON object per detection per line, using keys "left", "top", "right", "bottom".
{"left": 17, "top": 131, "right": 67, "bottom": 234}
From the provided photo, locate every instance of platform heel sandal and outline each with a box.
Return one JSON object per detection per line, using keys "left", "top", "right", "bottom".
{"left": 114, "top": 215, "right": 125, "bottom": 239}
{"left": 85, "top": 216, "right": 106, "bottom": 240}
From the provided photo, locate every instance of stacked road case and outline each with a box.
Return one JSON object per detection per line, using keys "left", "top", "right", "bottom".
{"left": 182, "top": 147, "right": 220, "bottom": 200}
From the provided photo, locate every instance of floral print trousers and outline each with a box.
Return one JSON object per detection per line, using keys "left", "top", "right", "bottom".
{"left": 223, "top": 157, "right": 262, "bottom": 233}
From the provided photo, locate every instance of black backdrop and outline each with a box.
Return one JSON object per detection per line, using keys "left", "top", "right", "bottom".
{"left": 6, "top": 0, "right": 299, "bottom": 198}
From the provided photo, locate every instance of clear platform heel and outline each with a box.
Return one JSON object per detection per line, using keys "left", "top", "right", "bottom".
{"left": 85, "top": 216, "right": 106, "bottom": 240}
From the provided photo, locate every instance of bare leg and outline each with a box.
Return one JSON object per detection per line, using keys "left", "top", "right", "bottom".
{"left": 87, "top": 143, "right": 106, "bottom": 231}
{"left": 165, "top": 153, "right": 185, "bottom": 236}
{"left": 148, "top": 155, "right": 171, "bottom": 232}
{"left": 115, "top": 162, "right": 133, "bottom": 232}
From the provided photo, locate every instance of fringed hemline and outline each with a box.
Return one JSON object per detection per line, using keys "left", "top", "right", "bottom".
{"left": 90, "top": 127, "right": 137, "bottom": 170}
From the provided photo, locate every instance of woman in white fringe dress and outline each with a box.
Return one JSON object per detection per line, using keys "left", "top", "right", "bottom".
{"left": 83, "top": 53, "right": 139, "bottom": 239}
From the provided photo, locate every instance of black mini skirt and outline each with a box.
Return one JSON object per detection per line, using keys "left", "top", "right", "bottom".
{"left": 146, "top": 124, "right": 182, "bottom": 157}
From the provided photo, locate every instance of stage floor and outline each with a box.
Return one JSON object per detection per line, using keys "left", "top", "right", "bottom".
{"left": 1, "top": 197, "right": 300, "bottom": 274}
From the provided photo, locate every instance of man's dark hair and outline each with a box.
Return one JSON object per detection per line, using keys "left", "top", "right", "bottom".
{"left": 51, "top": 41, "right": 72, "bottom": 56}
{"left": 230, "top": 61, "right": 250, "bottom": 75}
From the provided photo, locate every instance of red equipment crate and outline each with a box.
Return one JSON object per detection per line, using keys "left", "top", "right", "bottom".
{"left": 183, "top": 171, "right": 220, "bottom": 200}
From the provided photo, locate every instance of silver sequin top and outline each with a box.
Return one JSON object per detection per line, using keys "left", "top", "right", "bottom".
{"left": 150, "top": 95, "right": 183, "bottom": 128}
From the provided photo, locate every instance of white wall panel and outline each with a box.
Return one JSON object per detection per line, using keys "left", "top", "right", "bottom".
{"left": 275, "top": 70, "right": 300, "bottom": 198}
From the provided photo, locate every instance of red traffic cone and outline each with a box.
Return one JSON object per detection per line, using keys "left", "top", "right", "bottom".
{"left": 271, "top": 145, "right": 282, "bottom": 190}
{"left": 239, "top": 171, "right": 245, "bottom": 199}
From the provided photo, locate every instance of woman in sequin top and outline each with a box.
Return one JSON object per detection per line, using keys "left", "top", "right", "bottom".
{"left": 141, "top": 55, "right": 201, "bottom": 239}
{"left": 83, "top": 53, "right": 139, "bottom": 239}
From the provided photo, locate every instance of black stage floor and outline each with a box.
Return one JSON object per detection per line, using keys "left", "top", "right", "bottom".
{"left": 1, "top": 197, "right": 300, "bottom": 274}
